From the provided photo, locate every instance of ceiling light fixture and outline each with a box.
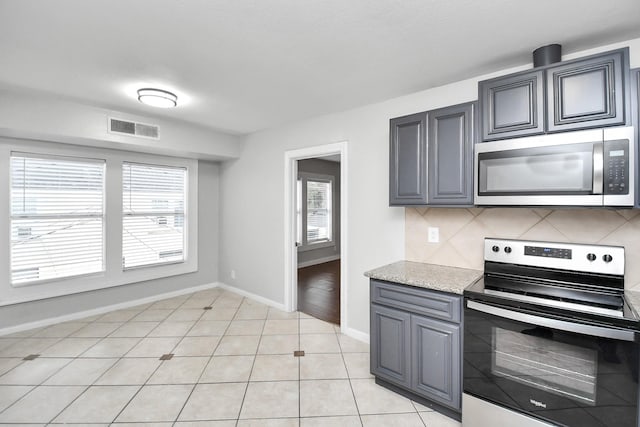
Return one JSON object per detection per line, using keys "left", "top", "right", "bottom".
{"left": 137, "top": 88, "right": 178, "bottom": 108}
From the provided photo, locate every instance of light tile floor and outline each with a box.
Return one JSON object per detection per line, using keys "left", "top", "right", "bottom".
{"left": 0, "top": 288, "right": 462, "bottom": 426}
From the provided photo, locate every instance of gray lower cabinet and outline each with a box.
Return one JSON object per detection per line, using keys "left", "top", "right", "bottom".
{"left": 370, "top": 303, "right": 412, "bottom": 388}
{"left": 370, "top": 279, "right": 462, "bottom": 413}
{"left": 389, "top": 112, "right": 428, "bottom": 205}
{"left": 412, "top": 314, "right": 460, "bottom": 410}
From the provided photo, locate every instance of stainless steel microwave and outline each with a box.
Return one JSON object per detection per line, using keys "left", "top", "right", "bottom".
{"left": 474, "top": 126, "right": 635, "bottom": 207}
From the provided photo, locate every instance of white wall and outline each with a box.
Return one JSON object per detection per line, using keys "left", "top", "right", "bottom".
{"left": 0, "top": 87, "right": 242, "bottom": 161}
{"left": 219, "top": 37, "right": 640, "bottom": 337}
{"left": 0, "top": 87, "right": 233, "bottom": 329}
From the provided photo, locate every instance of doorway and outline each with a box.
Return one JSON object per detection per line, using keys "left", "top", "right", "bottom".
{"left": 284, "top": 142, "right": 347, "bottom": 331}
{"left": 296, "top": 156, "right": 341, "bottom": 324}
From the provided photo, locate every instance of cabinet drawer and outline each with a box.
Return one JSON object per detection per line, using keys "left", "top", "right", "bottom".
{"left": 370, "top": 280, "right": 461, "bottom": 323}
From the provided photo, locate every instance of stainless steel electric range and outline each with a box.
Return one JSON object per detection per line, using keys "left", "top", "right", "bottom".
{"left": 463, "top": 238, "right": 640, "bottom": 427}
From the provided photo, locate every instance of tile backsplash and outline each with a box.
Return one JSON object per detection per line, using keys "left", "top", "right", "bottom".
{"left": 406, "top": 207, "right": 640, "bottom": 290}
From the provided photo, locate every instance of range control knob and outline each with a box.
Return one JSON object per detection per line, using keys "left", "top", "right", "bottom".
{"left": 492, "top": 245, "right": 500, "bottom": 253}
{"left": 603, "top": 254, "right": 613, "bottom": 263}
{"left": 504, "top": 246, "right": 512, "bottom": 254}
{"left": 587, "top": 253, "right": 597, "bottom": 262}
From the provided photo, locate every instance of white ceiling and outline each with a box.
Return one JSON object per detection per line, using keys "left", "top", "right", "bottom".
{"left": 1, "top": 0, "right": 639, "bottom": 135}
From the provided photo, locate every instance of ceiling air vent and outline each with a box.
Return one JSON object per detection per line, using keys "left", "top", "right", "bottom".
{"left": 109, "top": 117, "right": 160, "bottom": 139}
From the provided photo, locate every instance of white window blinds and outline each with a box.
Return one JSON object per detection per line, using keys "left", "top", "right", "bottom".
{"left": 122, "top": 162, "right": 186, "bottom": 269}
{"left": 306, "top": 179, "right": 332, "bottom": 243}
{"left": 10, "top": 153, "right": 105, "bottom": 285}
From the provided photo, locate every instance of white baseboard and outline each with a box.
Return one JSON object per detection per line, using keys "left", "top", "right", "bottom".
{"left": 216, "top": 282, "right": 287, "bottom": 311}
{"left": 1, "top": 279, "right": 368, "bottom": 344}
{"left": 342, "top": 326, "right": 370, "bottom": 344}
{"left": 0, "top": 282, "right": 218, "bottom": 337}
{"left": 297, "top": 254, "right": 341, "bottom": 269}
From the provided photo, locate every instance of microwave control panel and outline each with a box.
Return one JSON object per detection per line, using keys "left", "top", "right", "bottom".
{"left": 604, "top": 139, "right": 629, "bottom": 195}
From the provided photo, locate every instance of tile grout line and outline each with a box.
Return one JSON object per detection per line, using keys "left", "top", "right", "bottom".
{"left": 171, "top": 294, "right": 246, "bottom": 424}
{"left": 231, "top": 296, "right": 271, "bottom": 423}
{"left": 103, "top": 293, "right": 202, "bottom": 425}
{"left": 8, "top": 307, "right": 148, "bottom": 424}
{"left": 0, "top": 314, "right": 132, "bottom": 419}
{"left": 167, "top": 291, "right": 230, "bottom": 425}
{"left": 335, "top": 324, "right": 364, "bottom": 427}
{"left": 0, "top": 290, "right": 410, "bottom": 427}
{"left": 0, "top": 292, "right": 192, "bottom": 424}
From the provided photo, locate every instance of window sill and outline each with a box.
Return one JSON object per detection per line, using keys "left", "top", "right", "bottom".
{"left": 0, "top": 261, "right": 197, "bottom": 307}
{"left": 298, "top": 240, "right": 335, "bottom": 252}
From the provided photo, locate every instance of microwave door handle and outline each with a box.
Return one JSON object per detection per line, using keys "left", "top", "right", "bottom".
{"left": 466, "top": 300, "right": 636, "bottom": 342}
{"left": 593, "top": 141, "right": 604, "bottom": 195}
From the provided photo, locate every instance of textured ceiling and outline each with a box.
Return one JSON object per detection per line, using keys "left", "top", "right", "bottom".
{"left": 1, "top": 0, "right": 639, "bottom": 135}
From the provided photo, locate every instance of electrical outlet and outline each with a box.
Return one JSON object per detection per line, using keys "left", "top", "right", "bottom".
{"left": 428, "top": 227, "right": 439, "bottom": 243}
{"left": 231, "top": 270, "right": 236, "bottom": 280}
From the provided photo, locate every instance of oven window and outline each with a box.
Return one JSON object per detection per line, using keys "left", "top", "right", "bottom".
{"left": 492, "top": 327, "right": 597, "bottom": 404}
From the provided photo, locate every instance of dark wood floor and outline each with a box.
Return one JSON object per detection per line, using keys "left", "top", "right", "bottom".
{"left": 297, "top": 259, "right": 340, "bottom": 325}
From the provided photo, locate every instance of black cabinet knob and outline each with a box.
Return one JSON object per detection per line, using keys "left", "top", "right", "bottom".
{"left": 603, "top": 254, "right": 613, "bottom": 263}
{"left": 492, "top": 245, "right": 500, "bottom": 253}
{"left": 587, "top": 253, "right": 596, "bottom": 262}
{"left": 504, "top": 246, "right": 512, "bottom": 254}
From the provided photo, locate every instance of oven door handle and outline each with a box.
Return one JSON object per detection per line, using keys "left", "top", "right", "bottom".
{"left": 467, "top": 300, "right": 637, "bottom": 342}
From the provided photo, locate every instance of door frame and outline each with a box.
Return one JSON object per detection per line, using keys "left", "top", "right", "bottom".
{"left": 284, "top": 141, "right": 348, "bottom": 332}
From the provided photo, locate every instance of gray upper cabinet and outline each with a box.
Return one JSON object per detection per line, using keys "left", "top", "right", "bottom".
{"left": 427, "top": 102, "right": 475, "bottom": 205}
{"left": 389, "top": 102, "right": 475, "bottom": 206}
{"left": 632, "top": 68, "right": 639, "bottom": 208}
{"left": 389, "top": 112, "right": 428, "bottom": 205}
{"left": 547, "top": 50, "right": 627, "bottom": 132}
{"left": 478, "top": 48, "right": 629, "bottom": 142}
{"left": 479, "top": 70, "right": 545, "bottom": 141}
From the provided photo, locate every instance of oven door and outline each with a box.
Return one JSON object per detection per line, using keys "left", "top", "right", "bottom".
{"left": 464, "top": 299, "right": 639, "bottom": 427}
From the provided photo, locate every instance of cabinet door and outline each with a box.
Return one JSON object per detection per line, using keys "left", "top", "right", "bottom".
{"left": 389, "top": 112, "right": 428, "bottom": 205}
{"left": 411, "top": 314, "right": 461, "bottom": 411}
{"left": 427, "top": 102, "right": 475, "bottom": 205}
{"left": 479, "top": 70, "right": 545, "bottom": 141}
{"left": 370, "top": 303, "right": 411, "bottom": 388}
{"left": 632, "top": 68, "right": 640, "bottom": 208}
{"left": 547, "top": 50, "right": 626, "bottom": 132}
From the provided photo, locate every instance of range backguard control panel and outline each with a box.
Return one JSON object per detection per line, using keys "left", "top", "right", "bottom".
{"left": 524, "top": 245, "right": 572, "bottom": 259}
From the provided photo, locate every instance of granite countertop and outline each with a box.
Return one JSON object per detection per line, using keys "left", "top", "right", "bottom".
{"left": 364, "top": 261, "right": 483, "bottom": 295}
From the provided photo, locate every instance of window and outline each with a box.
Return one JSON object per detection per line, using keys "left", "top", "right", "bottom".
{"left": 306, "top": 179, "right": 332, "bottom": 243}
{"left": 1, "top": 141, "right": 198, "bottom": 305}
{"left": 10, "top": 153, "right": 105, "bottom": 285}
{"left": 122, "top": 162, "right": 186, "bottom": 269}
{"left": 297, "top": 172, "right": 334, "bottom": 250}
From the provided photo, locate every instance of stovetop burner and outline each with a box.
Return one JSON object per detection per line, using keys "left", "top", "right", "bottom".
{"left": 464, "top": 238, "right": 640, "bottom": 329}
